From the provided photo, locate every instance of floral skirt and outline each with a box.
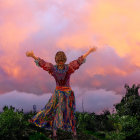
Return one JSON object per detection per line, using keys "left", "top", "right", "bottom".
{"left": 30, "top": 86, "right": 76, "bottom": 132}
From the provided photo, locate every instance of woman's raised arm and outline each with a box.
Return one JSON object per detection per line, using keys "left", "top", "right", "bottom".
{"left": 67, "top": 46, "right": 97, "bottom": 74}
{"left": 26, "top": 51, "right": 54, "bottom": 75}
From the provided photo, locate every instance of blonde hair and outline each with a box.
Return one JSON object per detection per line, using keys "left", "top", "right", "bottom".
{"left": 55, "top": 51, "right": 67, "bottom": 64}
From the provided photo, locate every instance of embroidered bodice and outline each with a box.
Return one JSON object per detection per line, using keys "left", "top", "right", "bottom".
{"left": 34, "top": 55, "right": 86, "bottom": 87}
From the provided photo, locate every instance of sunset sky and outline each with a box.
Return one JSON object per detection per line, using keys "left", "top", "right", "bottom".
{"left": 0, "top": 0, "right": 140, "bottom": 114}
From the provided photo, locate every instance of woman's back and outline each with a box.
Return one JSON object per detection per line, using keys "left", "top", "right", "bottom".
{"left": 35, "top": 55, "right": 86, "bottom": 87}
{"left": 53, "top": 64, "right": 70, "bottom": 87}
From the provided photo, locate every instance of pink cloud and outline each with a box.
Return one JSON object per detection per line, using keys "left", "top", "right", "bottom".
{"left": 0, "top": 0, "right": 139, "bottom": 98}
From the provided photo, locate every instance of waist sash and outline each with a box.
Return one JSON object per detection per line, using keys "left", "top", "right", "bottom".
{"left": 55, "top": 86, "right": 72, "bottom": 91}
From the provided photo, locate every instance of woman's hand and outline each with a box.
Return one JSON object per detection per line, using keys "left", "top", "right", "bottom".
{"left": 83, "top": 46, "right": 97, "bottom": 59}
{"left": 26, "top": 51, "right": 34, "bottom": 57}
{"left": 89, "top": 46, "right": 97, "bottom": 53}
{"left": 26, "top": 51, "right": 38, "bottom": 60}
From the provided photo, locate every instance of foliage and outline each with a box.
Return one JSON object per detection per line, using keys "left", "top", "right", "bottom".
{"left": 0, "top": 105, "right": 29, "bottom": 140}
{"left": 0, "top": 83, "right": 140, "bottom": 140}
{"left": 29, "top": 132, "right": 50, "bottom": 140}
{"left": 106, "top": 131, "right": 126, "bottom": 140}
{"left": 76, "top": 112, "right": 96, "bottom": 132}
{"left": 114, "top": 84, "right": 140, "bottom": 116}
{"left": 107, "top": 113, "right": 140, "bottom": 139}
{"left": 76, "top": 109, "right": 113, "bottom": 132}
{"left": 94, "top": 109, "right": 114, "bottom": 131}
{"left": 107, "top": 114, "right": 138, "bottom": 131}
{"left": 105, "top": 83, "right": 140, "bottom": 139}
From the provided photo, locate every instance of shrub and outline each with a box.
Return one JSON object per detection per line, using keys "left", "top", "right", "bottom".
{"left": 0, "top": 105, "right": 29, "bottom": 139}
{"left": 107, "top": 113, "right": 140, "bottom": 139}
{"left": 29, "top": 132, "right": 50, "bottom": 140}
{"left": 106, "top": 131, "right": 125, "bottom": 140}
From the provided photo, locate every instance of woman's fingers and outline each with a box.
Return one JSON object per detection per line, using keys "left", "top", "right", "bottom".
{"left": 31, "top": 51, "right": 34, "bottom": 55}
{"left": 26, "top": 51, "right": 30, "bottom": 57}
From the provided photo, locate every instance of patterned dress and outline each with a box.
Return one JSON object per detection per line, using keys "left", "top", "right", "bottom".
{"left": 29, "top": 55, "right": 86, "bottom": 132}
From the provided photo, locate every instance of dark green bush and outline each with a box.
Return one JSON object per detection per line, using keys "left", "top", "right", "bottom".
{"left": 107, "top": 114, "right": 140, "bottom": 139}
{"left": 29, "top": 132, "right": 50, "bottom": 140}
{"left": 0, "top": 105, "right": 29, "bottom": 140}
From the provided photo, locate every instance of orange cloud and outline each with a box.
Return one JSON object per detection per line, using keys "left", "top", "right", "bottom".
{"left": 57, "top": 0, "right": 140, "bottom": 66}
{"left": 87, "top": 0, "right": 140, "bottom": 64}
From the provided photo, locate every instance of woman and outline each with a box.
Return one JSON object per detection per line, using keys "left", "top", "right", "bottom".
{"left": 26, "top": 47, "right": 97, "bottom": 140}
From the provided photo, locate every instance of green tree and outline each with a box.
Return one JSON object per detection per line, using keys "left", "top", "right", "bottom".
{"left": 114, "top": 84, "right": 140, "bottom": 116}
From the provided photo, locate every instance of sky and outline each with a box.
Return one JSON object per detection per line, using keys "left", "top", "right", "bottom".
{"left": 0, "top": 0, "right": 140, "bottom": 114}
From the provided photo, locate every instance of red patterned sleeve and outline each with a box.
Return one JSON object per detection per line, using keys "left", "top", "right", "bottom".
{"left": 67, "top": 55, "right": 86, "bottom": 74}
{"left": 34, "top": 57, "right": 54, "bottom": 75}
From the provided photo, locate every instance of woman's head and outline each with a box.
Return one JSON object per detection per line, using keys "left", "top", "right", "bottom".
{"left": 55, "top": 51, "right": 67, "bottom": 65}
